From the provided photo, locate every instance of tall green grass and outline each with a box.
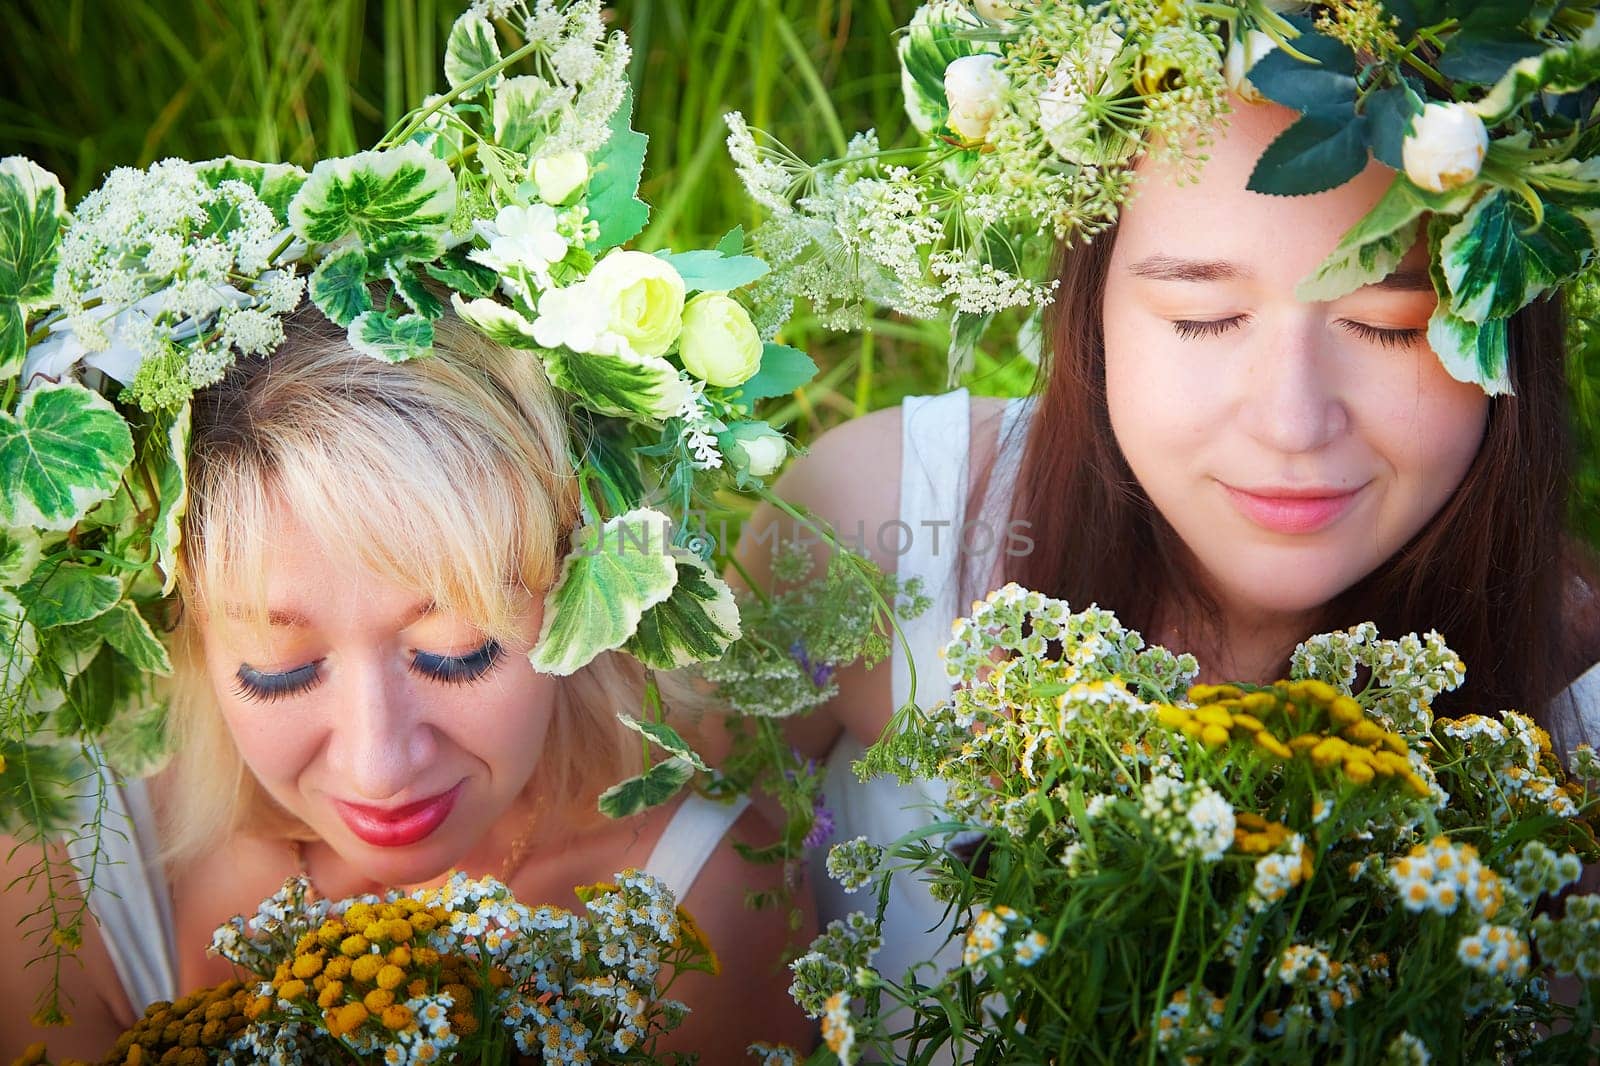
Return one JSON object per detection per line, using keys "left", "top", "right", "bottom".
{"left": 0, "top": 0, "right": 1593, "bottom": 540}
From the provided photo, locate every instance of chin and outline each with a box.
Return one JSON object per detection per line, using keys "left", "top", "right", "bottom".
{"left": 1207, "top": 553, "right": 1370, "bottom": 621}
{"left": 341, "top": 837, "right": 463, "bottom": 887}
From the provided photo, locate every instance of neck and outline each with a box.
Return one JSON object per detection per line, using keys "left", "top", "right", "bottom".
{"left": 1156, "top": 596, "right": 1320, "bottom": 688}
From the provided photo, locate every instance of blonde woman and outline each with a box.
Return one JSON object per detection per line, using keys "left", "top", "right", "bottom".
{"left": 0, "top": 302, "right": 814, "bottom": 1059}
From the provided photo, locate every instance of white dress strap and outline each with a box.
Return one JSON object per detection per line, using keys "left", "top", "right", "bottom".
{"left": 641, "top": 793, "right": 751, "bottom": 902}
{"left": 892, "top": 388, "right": 974, "bottom": 713}
{"left": 68, "top": 768, "right": 179, "bottom": 1012}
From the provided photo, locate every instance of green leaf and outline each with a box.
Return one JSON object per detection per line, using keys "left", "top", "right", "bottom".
{"left": 1246, "top": 29, "right": 1358, "bottom": 113}
{"left": 0, "top": 382, "right": 134, "bottom": 531}
{"left": 948, "top": 310, "right": 994, "bottom": 385}
{"left": 151, "top": 402, "right": 190, "bottom": 596}
{"left": 368, "top": 230, "right": 446, "bottom": 265}
{"left": 492, "top": 76, "right": 552, "bottom": 155}
{"left": 727, "top": 343, "right": 817, "bottom": 403}
{"left": 527, "top": 508, "right": 679, "bottom": 675}
{"left": 309, "top": 247, "right": 373, "bottom": 327}
{"left": 59, "top": 643, "right": 125, "bottom": 734}
{"left": 195, "top": 156, "right": 308, "bottom": 223}
{"left": 624, "top": 549, "right": 742, "bottom": 670}
{"left": 426, "top": 252, "right": 499, "bottom": 299}
{"left": 540, "top": 345, "right": 686, "bottom": 420}
{"left": 1427, "top": 218, "right": 1511, "bottom": 394}
{"left": 0, "top": 588, "right": 38, "bottom": 693}
{"left": 1248, "top": 111, "right": 1370, "bottom": 197}
{"left": 1438, "top": 34, "right": 1547, "bottom": 84}
{"left": 0, "top": 157, "right": 66, "bottom": 310}
{"left": 288, "top": 145, "right": 456, "bottom": 246}
{"left": 1475, "top": 23, "right": 1600, "bottom": 126}
{"left": 715, "top": 226, "right": 746, "bottom": 258}
{"left": 445, "top": 11, "right": 503, "bottom": 100}
{"left": 0, "top": 526, "right": 42, "bottom": 586}
{"left": 1441, "top": 190, "right": 1594, "bottom": 323}
{"left": 0, "top": 741, "right": 88, "bottom": 835}
{"left": 449, "top": 293, "right": 538, "bottom": 348}
{"left": 579, "top": 421, "right": 648, "bottom": 516}
{"left": 1366, "top": 84, "right": 1424, "bottom": 171}
{"left": 18, "top": 562, "right": 121, "bottom": 628}
{"left": 1, "top": 302, "right": 22, "bottom": 381}
{"left": 616, "top": 714, "right": 710, "bottom": 771}
{"left": 87, "top": 601, "right": 171, "bottom": 675}
{"left": 896, "top": 3, "right": 985, "bottom": 135}
{"left": 587, "top": 87, "right": 649, "bottom": 252}
{"left": 596, "top": 757, "right": 695, "bottom": 819}
{"left": 386, "top": 262, "right": 445, "bottom": 321}
{"left": 102, "top": 688, "right": 172, "bottom": 778}
{"left": 347, "top": 310, "right": 435, "bottom": 363}
{"left": 655, "top": 249, "right": 768, "bottom": 293}
{"left": 1297, "top": 176, "right": 1477, "bottom": 302}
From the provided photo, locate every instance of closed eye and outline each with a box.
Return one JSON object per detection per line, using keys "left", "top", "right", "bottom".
{"left": 1340, "top": 320, "right": 1425, "bottom": 349}
{"left": 1171, "top": 316, "right": 1247, "bottom": 339}
{"left": 408, "top": 639, "right": 505, "bottom": 686}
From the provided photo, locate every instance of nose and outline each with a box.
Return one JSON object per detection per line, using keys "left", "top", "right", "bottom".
{"left": 324, "top": 657, "right": 437, "bottom": 802}
{"left": 1238, "top": 316, "right": 1349, "bottom": 455}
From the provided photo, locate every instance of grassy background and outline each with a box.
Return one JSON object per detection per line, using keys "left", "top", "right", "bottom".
{"left": 0, "top": 0, "right": 1592, "bottom": 541}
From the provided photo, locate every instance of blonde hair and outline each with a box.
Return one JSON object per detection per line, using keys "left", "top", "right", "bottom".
{"left": 158, "top": 298, "right": 640, "bottom": 867}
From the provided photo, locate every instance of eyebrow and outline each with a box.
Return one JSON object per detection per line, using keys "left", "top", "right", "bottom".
{"left": 1127, "top": 255, "right": 1435, "bottom": 293}
{"left": 224, "top": 599, "right": 436, "bottom": 628}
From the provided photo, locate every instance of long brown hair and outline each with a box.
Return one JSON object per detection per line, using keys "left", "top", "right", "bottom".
{"left": 998, "top": 229, "right": 1600, "bottom": 720}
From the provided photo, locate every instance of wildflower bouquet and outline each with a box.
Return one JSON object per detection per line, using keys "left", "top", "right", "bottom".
{"left": 19, "top": 869, "right": 715, "bottom": 1065}
{"left": 726, "top": 0, "right": 1600, "bottom": 392}
{"left": 790, "top": 584, "right": 1600, "bottom": 1063}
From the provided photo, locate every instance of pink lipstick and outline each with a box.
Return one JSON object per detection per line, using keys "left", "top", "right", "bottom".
{"left": 335, "top": 782, "right": 461, "bottom": 848}
{"left": 1222, "top": 484, "right": 1363, "bottom": 535}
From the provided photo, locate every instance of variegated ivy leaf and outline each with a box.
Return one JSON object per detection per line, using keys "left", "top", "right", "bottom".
{"left": 347, "top": 310, "right": 435, "bottom": 363}
{"left": 102, "top": 687, "right": 173, "bottom": 778}
{"left": 0, "top": 382, "right": 134, "bottom": 531}
{"left": 309, "top": 247, "right": 373, "bottom": 327}
{"left": 151, "top": 402, "right": 190, "bottom": 596}
{"left": 1475, "top": 22, "right": 1600, "bottom": 127}
{"left": 1426, "top": 219, "right": 1510, "bottom": 395}
{"left": 596, "top": 757, "right": 695, "bottom": 819}
{"left": 18, "top": 562, "right": 121, "bottom": 629}
{"left": 0, "top": 156, "right": 67, "bottom": 310}
{"left": 528, "top": 508, "right": 679, "bottom": 676}
{"left": 195, "top": 156, "right": 308, "bottom": 224}
{"left": 386, "top": 262, "right": 445, "bottom": 321}
{"left": 0, "top": 741, "right": 86, "bottom": 835}
{"left": 616, "top": 715, "right": 710, "bottom": 772}
{"left": 87, "top": 601, "right": 172, "bottom": 676}
{"left": 624, "top": 548, "right": 741, "bottom": 670}
{"left": 0, "top": 589, "right": 38, "bottom": 694}
{"left": 0, "top": 526, "right": 42, "bottom": 587}
{"left": 539, "top": 345, "right": 686, "bottom": 421}
{"left": 368, "top": 230, "right": 446, "bottom": 265}
{"left": 493, "top": 76, "right": 553, "bottom": 155}
{"left": 445, "top": 11, "right": 504, "bottom": 100}
{"left": 1297, "top": 176, "right": 1478, "bottom": 303}
{"left": 288, "top": 145, "right": 456, "bottom": 246}
{"left": 1, "top": 302, "right": 22, "bottom": 381}
{"left": 1440, "top": 189, "right": 1595, "bottom": 324}
{"left": 897, "top": 3, "right": 988, "bottom": 136}
{"left": 450, "top": 293, "right": 538, "bottom": 348}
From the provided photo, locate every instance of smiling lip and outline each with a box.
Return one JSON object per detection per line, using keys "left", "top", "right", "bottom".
{"left": 335, "top": 783, "right": 461, "bottom": 848}
{"left": 1222, "top": 483, "right": 1364, "bottom": 535}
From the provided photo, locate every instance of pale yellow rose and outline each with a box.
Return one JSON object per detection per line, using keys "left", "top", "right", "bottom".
{"left": 587, "top": 251, "right": 686, "bottom": 357}
{"left": 532, "top": 151, "right": 589, "bottom": 204}
{"left": 678, "top": 291, "right": 762, "bottom": 387}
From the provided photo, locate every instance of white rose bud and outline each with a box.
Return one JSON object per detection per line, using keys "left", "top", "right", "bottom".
{"left": 1403, "top": 102, "right": 1489, "bottom": 193}
{"left": 943, "top": 54, "right": 1008, "bottom": 142}
{"left": 1223, "top": 30, "right": 1277, "bottom": 104}
{"left": 724, "top": 423, "right": 789, "bottom": 477}
{"left": 678, "top": 291, "right": 763, "bottom": 387}
{"left": 532, "top": 151, "right": 589, "bottom": 204}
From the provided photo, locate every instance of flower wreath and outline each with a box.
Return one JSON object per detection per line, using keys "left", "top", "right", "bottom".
{"left": 0, "top": 0, "right": 862, "bottom": 928}
{"left": 725, "top": 0, "right": 1600, "bottom": 394}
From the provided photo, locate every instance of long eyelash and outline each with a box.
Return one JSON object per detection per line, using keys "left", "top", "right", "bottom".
{"left": 233, "top": 661, "right": 322, "bottom": 704}
{"left": 1341, "top": 320, "right": 1424, "bottom": 349}
{"left": 1172, "top": 316, "right": 1246, "bottom": 339}
{"left": 409, "top": 639, "right": 505, "bottom": 687}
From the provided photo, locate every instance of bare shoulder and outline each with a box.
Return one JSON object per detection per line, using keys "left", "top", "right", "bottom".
{"left": 661, "top": 805, "right": 817, "bottom": 1059}
{"left": 0, "top": 837, "right": 135, "bottom": 1058}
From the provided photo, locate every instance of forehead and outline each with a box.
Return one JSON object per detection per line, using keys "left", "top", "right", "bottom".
{"left": 1113, "top": 99, "right": 1408, "bottom": 280}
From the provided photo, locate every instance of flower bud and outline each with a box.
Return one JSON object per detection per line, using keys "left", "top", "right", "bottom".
{"left": 1223, "top": 29, "right": 1277, "bottom": 104}
{"left": 1402, "top": 102, "right": 1488, "bottom": 193}
{"left": 973, "top": 0, "right": 1017, "bottom": 21}
{"left": 943, "top": 54, "right": 1008, "bottom": 142}
{"left": 532, "top": 150, "right": 589, "bottom": 204}
{"left": 721, "top": 422, "right": 789, "bottom": 477}
{"left": 678, "top": 291, "right": 762, "bottom": 387}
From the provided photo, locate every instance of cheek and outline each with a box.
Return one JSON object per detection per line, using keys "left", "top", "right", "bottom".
{"left": 447, "top": 666, "right": 558, "bottom": 780}
{"left": 1362, "top": 360, "right": 1488, "bottom": 504}
{"left": 1103, "top": 311, "right": 1216, "bottom": 491}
